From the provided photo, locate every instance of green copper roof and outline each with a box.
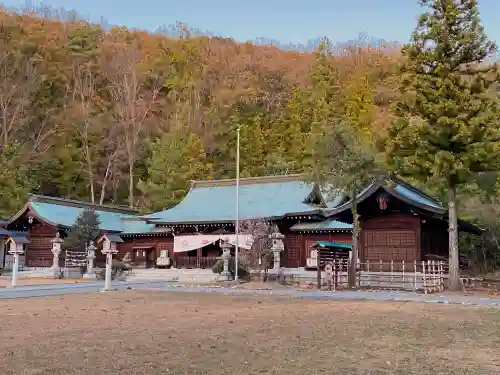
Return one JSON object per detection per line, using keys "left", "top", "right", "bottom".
{"left": 121, "top": 220, "right": 155, "bottom": 234}
{"left": 290, "top": 220, "right": 352, "bottom": 232}
{"left": 7, "top": 195, "right": 147, "bottom": 233}
{"left": 146, "top": 175, "right": 323, "bottom": 224}
{"left": 30, "top": 201, "right": 137, "bottom": 232}
{"left": 312, "top": 241, "right": 352, "bottom": 249}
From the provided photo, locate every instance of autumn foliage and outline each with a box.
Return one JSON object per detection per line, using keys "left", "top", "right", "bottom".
{"left": 0, "top": 7, "right": 401, "bottom": 215}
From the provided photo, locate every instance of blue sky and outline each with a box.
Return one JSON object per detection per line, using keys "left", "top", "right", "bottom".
{"left": 4, "top": 0, "right": 500, "bottom": 44}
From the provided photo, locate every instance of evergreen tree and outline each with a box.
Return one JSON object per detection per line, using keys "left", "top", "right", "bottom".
{"left": 64, "top": 209, "right": 101, "bottom": 252}
{"left": 138, "top": 130, "right": 212, "bottom": 211}
{"left": 386, "top": 0, "right": 500, "bottom": 289}
{"left": 0, "top": 142, "right": 36, "bottom": 218}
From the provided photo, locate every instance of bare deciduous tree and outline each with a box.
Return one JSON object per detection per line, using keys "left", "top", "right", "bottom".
{"left": 105, "top": 43, "right": 162, "bottom": 208}
{"left": 69, "top": 62, "right": 98, "bottom": 202}
{"left": 0, "top": 47, "right": 36, "bottom": 148}
{"left": 239, "top": 218, "right": 274, "bottom": 280}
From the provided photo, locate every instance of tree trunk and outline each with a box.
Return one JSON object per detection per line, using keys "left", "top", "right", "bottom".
{"left": 128, "top": 159, "right": 134, "bottom": 209}
{"left": 85, "top": 143, "right": 95, "bottom": 204}
{"left": 448, "top": 183, "right": 460, "bottom": 290}
{"left": 348, "top": 195, "right": 359, "bottom": 288}
{"left": 99, "top": 158, "right": 113, "bottom": 205}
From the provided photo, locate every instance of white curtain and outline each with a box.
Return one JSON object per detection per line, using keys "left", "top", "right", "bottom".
{"left": 173, "top": 234, "right": 255, "bottom": 252}
{"left": 173, "top": 235, "right": 221, "bottom": 253}
{"left": 221, "top": 234, "right": 254, "bottom": 250}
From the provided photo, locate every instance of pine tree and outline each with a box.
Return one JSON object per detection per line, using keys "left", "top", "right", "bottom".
{"left": 64, "top": 209, "right": 101, "bottom": 252}
{"left": 386, "top": 0, "right": 500, "bottom": 290}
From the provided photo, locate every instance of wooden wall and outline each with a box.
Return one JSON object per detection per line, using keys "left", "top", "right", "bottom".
{"left": 20, "top": 213, "right": 431, "bottom": 269}
{"left": 26, "top": 222, "right": 58, "bottom": 267}
{"left": 283, "top": 232, "right": 352, "bottom": 268}
{"left": 117, "top": 236, "right": 174, "bottom": 261}
{"left": 361, "top": 213, "right": 421, "bottom": 263}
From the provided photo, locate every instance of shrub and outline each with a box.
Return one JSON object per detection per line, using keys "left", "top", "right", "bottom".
{"left": 96, "top": 259, "right": 132, "bottom": 280}
{"left": 211, "top": 256, "right": 249, "bottom": 279}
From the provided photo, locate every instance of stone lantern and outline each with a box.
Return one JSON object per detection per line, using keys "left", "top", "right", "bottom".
{"left": 218, "top": 240, "right": 233, "bottom": 281}
{"left": 269, "top": 230, "right": 285, "bottom": 271}
{"left": 100, "top": 236, "right": 118, "bottom": 291}
{"left": 6, "top": 236, "right": 29, "bottom": 287}
{"left": 50, "top": 232, "right": 64, "bottom": 277}
{"left": 83, "top": 241, "right": 97, "bottom": 279}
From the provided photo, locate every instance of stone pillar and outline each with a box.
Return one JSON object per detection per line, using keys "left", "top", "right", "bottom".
{"left": 101, "top": 239, "right": 118, "bottom": 291}
{"left": 50, "top": 232, "right": 64, "bottom": 277}
{"left": 83, "top": 241, "right": 97, "bottom": 279}
{"left": 8, "top": 240, "right": 24, "bottom": 287}
{"left": 218, "top": 241, "right": 232, "bottom": 281}
{"left": 269, "top": 230, "right": 285, "bottom": 271}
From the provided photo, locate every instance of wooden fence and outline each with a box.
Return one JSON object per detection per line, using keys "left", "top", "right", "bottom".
{"left": 322, "top": 259, "right": 445, "bottom": 294}
{"left": 172, "top": 256, "right": 219, "bottom": 269}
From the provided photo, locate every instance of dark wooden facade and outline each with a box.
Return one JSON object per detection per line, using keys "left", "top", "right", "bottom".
{"left": 282, "top": 231, "right": 351, "bottom": 268}
{"left": 5, "top": 177, "right": 480, "bottom": 269}
{"left": 6, "top": 210, "right": 452, "bottom": 269}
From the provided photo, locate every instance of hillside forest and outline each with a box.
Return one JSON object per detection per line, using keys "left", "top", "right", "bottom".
{"left": 1, "top": 3, "right": 500, "bottom": 273}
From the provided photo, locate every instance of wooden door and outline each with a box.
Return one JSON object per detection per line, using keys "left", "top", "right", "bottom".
{"left": 145, "top": 249, "right": 155, "bottom": 268}
{"left": 133, "top": 249, "right": 146, "bottom": 266}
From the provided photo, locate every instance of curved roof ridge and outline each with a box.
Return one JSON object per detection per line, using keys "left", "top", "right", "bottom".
{"left": 28, "top": 194, "right": 138, "bottom": 214}
{"left": 192, "top": 174, "right": 305, "bottom": 188}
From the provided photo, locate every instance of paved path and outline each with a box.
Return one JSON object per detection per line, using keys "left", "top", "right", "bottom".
{"left": 1, "top": 280, "right": 500, "bottom": 307}
{"left": 0, "top": 280, "right": 173, "bottom": 299}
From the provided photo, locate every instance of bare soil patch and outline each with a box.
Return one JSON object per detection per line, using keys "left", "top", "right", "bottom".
{"left": 0, "top": 291, "right": 499, "bottom": 375}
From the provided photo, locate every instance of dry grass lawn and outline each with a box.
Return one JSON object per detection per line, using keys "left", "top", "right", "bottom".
{"left": 0, "top": 291, "right": 499, "bottom": 375}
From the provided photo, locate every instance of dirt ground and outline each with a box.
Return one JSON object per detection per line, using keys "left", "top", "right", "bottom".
{"left": 0, "top": 292, "right": 499, "bottom": 375}
{"left": 0, "top": 277, "right": 93, "bottom": 288}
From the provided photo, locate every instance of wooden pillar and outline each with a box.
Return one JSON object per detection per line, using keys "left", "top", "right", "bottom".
{"left": 196, "top": 247, "right": 202, "bottom": 268}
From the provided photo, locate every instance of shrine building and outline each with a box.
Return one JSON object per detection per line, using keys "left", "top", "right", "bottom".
{"left": 1, "top": 174, "right": 482, "bottom": 271}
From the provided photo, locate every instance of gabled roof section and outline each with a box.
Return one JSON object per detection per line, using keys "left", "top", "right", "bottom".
{"left": 324, "top": 176, "right": 445, "bottom": 217}
{"left": 323, "top": 176, "right": 483, "bottom": 234}
{"left": 98, "top": 233, "right": 124, "bottom": 243}
{"left": 146, "top": 174, "right": 324, "bottom": 224}
{"left": 7, "top": 235, "right": 30, "bottom": 244}
{"left": 8, "top": 195, "right": 141, "bottom": 233}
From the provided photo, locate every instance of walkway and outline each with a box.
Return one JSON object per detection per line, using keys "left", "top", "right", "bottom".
{"left": 0, "top": 280, "right": 172, "bottom": 299}
{"left": 0, "top": 280, "right": 499, "bottom": 306}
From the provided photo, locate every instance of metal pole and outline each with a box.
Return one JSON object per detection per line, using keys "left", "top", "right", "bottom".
{"left": 235, "top": 126, "right": 240, "bottom": 282}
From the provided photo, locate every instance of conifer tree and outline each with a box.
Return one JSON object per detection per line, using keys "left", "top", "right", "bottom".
{"left": 64, "top": 209, "right": 101, "bottom": 252}
{"left": 138, "top": 130, "right": 212, "bottom": 211}
{"left": 386, "top": 0, "right": 500, "bottom": 289}
{"left": 0, "top": 142, "right": 36, "bottom": 218}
